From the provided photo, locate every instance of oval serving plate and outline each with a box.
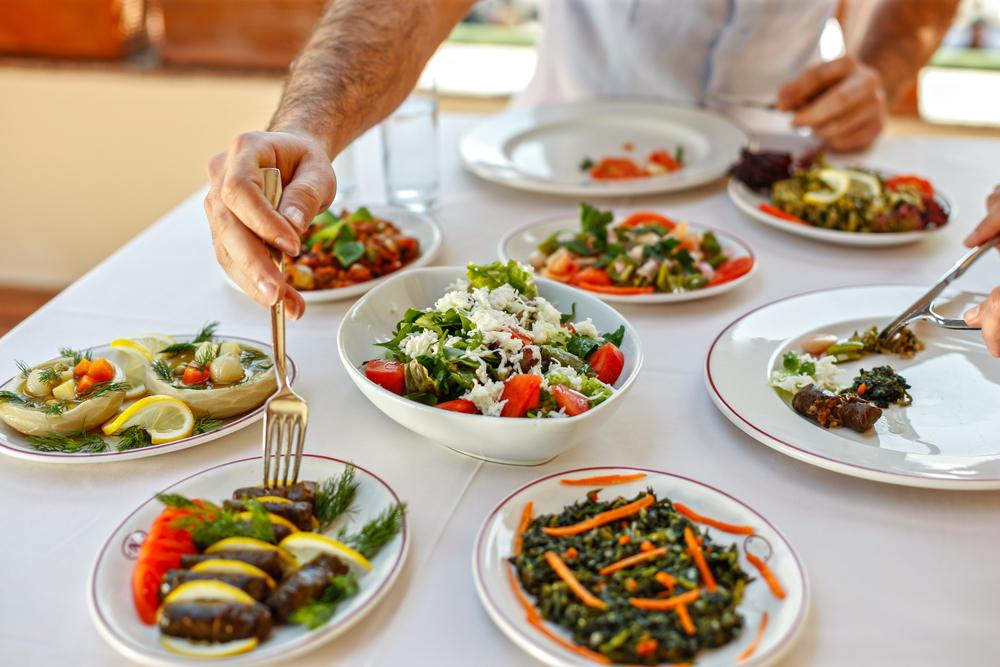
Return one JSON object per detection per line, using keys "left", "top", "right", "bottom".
{"left": 0, "top": 335, "right": 295, "bottom": 464}
{"left": 499, "top": 212, "right": 757, "bottom": 304}
{"left": 474, "top": 467, "right": 808, "bottom": 667}
{"left": 89, "top": 455, "right": 408, "bottom": 667}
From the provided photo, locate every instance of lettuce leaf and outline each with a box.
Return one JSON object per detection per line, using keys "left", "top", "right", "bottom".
{"left": 466, "top": 260, "right": 537, "bottom": 298}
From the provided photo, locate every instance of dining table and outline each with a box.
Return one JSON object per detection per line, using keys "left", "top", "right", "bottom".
{"left": 2, "top": 112, "right": 1000, "bottom": 667}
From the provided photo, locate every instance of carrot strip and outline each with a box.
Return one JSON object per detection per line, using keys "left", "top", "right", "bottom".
{"left": 506, "top": 562, "right": 539, "bottom": 621}
{"left": 684, "top": 527, "right": 716, "bottom": 592}
{"left": 560, "top": 473, "right": 647, "bottom": 486}
{"left": 528, "top": 616, "right": 612, "bottom": 664}
{"left": 675, "top": 603, "right": 696, "bottom": 635}
{"left": 598, "top": 547, "right": 667, "bottom": 576}
{"left": 544, "top": 551, "right": 607, "bottom": 610}
{"left": 759, "top": 202, "right": 807, "bottom": 225}
{"left": 746, "top": 552, "right": 786, "bottom": 600}
{"left": 512, "top": 501, "right": 533, "bottom": 556}
{"left": 655, "top": 571, "right": 676, "bottom": 593}
{"left": 543, "top": 494, "right": 655, "bottom": 537}
{"left": 578, "top": 283, "right": 656, "bottom": 296}
{"left": 629, "top": 589, "right": 700, "bottom": 610}
{"left": 674, "top": 502, "right": 755, "bottom": 535}
{"left": 738, "top": 611, "right": 770, "bottom": 662}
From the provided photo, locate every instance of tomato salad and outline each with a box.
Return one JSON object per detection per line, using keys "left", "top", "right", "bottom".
{"left": 528, "top": 204, "right": 753, "bottom": 296}
{"left": 363, "top": 261, "right": 627, "bottom": 418}
{"left": 286, "top": 207, "right": 420, "bottom": 291}
{"left": 581, "top": 143, "right": 684, "bottom": 181}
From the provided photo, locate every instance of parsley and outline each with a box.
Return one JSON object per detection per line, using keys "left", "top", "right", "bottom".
{"left": 288, "top": 573, "right": 360, "bottom": 629}
{"left": 579, "top": 203, "right": 614, "bottom": 249}
{"left": 159, "top": 494, "right": 275, "bottom": 548}
{"left": 579, "top": 157, "right": 595, "bottom": 172}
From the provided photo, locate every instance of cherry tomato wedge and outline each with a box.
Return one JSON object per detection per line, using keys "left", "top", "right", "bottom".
{"left": 708, "top": 257, "right": 754, "bottom": 287}
{"left": 181, "top": 366, "right": 210, "bottom": 386}
{"left": 588, "top": 343, "right": 625, "bottom": 385}
{"left": 551, "top": 385, "right": 591, "bottom": 416}
{"left": 364, "top": 359, "right": 406, "bottom": 395}
{"left": 571, "top": 267, "right": 613, "bottom": 287}
{"left": 500, "top": 374, "right": 542, "bottom": 418}
{"left": 619, "top": 211, "right": 677, "bottom": 230}
{"left": 435, "top": 399, "right": 478, "bottom": 414}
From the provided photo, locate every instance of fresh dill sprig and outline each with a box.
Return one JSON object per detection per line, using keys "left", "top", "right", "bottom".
{"left": 193, "top": 321, "right": 220, "bottom": 343}
{"left": 193, "top": 344, "right": 216, "bottom": 371}
{"left": 41, "top": 403, "right": 65, "bottom": 415}
{"left": 15, "top": 360, "right": 31, "bottom": 379}
{"left": 0, "top": 390, "right": 32, "bottom": 407}
{"left": 151, "top": 359, "right": 175, "bottom": 382}
{"left": 27, "top": 431, "right": 106, "bottom": 453}
{"left": 59, "top": 347, "right": 92, "bottom": 365}
{"left": 87, "top": 381, "right": 130, "bottom": 399}
{"left": 193, "top": 415, "right": 223, "bottom": 435}
{"left": 115, "top": 426, "right": 153, "bottom": 451}
{"left": 37, "top": 367, "right": 63, "bottom": 384}
{"left": 339, "top": 502, "right": 405, "bottom": 559}
{"left": 158, "top": 342, "right": 195, "bottom": 357}
{"left": 314, "top": 466, "right": 359, "bottom": 530}
{"left": 160, "top": 493, "right": 275, "bottom": 548}
{"left": 288, "top": 573, "right": 359, "bottom": 629}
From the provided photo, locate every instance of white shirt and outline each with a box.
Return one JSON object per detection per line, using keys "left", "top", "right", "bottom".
{"left": 517, "top": 0, "right": 838, "bottom": 107}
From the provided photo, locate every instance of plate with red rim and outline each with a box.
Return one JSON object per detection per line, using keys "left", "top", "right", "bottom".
{"left": 498, "top": 212, "right": 757, "bottom": 304}
{"left": 88, "top": 454, "right": 409, "bottom": 667}
{"left": 473, "top": 466, "right": 809, "bottom": 667}
{"left": 0, "top": 335, "right": 294, "bottom": 464}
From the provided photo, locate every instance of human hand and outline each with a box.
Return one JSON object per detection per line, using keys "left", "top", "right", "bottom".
{"left": 777, "top": 56, "right": 887, "bottom": 152}
{"left": 205, "top": 130, "right": 336, "bottom": 318}
{"left": 962, "top": 186, "right": 1000, "bottom": 356}
{"left": 963, "top": 185, "right": 1000, "bottom": 248}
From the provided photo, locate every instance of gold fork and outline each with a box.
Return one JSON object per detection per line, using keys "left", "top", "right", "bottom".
{"left": 260, "top": 167, "right": 308, "bottom": 487}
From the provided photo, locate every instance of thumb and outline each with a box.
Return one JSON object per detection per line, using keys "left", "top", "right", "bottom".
{"left": 964, "top": 303, "right": 983, "bottom": 327}
{"left": 278, "top": 159, "right": 337, "bottom": 233}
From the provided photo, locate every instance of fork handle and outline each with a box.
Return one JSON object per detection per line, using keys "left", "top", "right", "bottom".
{"left": 260, "top": 168, "right": 289, "bottom": 391}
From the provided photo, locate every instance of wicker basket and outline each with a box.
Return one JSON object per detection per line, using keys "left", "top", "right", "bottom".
{"left": 0, "top": 0, "right": 145, "bottom": 59}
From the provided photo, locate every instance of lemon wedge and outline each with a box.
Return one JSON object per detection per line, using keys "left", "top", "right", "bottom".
{"left": 160, "top": 635, "right": 259, "bottom": 658}
{"left": 844, "top": 169, "right": 881, "bottom": 198}
{"left": 162, "top": 579, "right": 256, "bottom": 606}
{"left": 253, "top": 495, "right": 293, "bottom": 505}
{"left": 204, "top": 537, "right": 299, "bottom": 570}
{"left": 803, "top": 168, "right": 850, "bottom": 205}
{"left": 278, "top": 532, "right": 372, "bottom": 572}
{"left": 236, "top": 511, "right": 300, "bottom": 536}
{"left": 100, "top": 395, "right": 194, "bottom": 444}
{"left": 190, "top": 559, "right": 276, "bottom": 588}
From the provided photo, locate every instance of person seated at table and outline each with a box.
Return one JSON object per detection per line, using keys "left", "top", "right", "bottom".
{"left": 204, "top": 0, "right": 957, "bottom": 317}
{"left": 963, "top": 185, "right": 1000, "bottom": 356}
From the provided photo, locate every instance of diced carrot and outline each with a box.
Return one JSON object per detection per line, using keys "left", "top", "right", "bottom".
{"left": 543, "top": 495, "right": 654, "bottom": 537}
{"left": 673, "top": 502, "right": 756, "bottom": 535}
{"left": 738, "top": 612, "right": 770, "bottom": 662}
{"left": 598, "top": 547, "right": 667, "bottom": 576}
{"left": 560, "top": 473, "right": 647, "bottom": 487}
{"left": 73, "top": 359, "right": 90, "bottom": 377}
{"left": 746, "top": 552, "right": 786, "bottom": 600}
{"left": 87, "top": 357, "right": 114, "bottom": 383}
{"left": 635, "top": 638, "right": 658, "bottom": 657}
{"left": 655, "top": 571, "right": 676, "bottom": 593}
{"left": 512, "top": 501, "right": 533, "bottom": 556}
{"left": 563, "top": 547, "right": 579, "bottom": 561}
{"left": 639, "top": 541, "right": 654, "bottom": 553}
{"left": 684, "top": 527, "right": 716, "bottom": 592}
{"left": 75, "top": 375, "right": 96, "bottom": 395}
{"left": 629, "top": 589, "right": 700, "bottom": 610}
{"left": 181, "top": 366, "right": 209, "bottom": 386}
{"left": 618, "top": 535, "right": 631, "bottom": 546}
{"left": 544, "top": 551, "right": 606, "bottom": 610}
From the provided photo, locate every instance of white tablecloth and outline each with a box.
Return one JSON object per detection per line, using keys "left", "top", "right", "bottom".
{"left": 3, "top": 115, "right": 1000, "bottom": 667}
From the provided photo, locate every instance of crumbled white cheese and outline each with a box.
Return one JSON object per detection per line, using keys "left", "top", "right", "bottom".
{"left": 483, "top": 330, "right": 524, "bottom": 354}
{"left": 435, "top": 289, "right": 471, "bottom": 312}
{"left": 546, "top": 363, "right": 583, "bottom": 390}
{"left": 402, "top": 329, "right": 439, "bottom": 358}
{"left": 534, "top": 297, "right": 562, "bottom": 325}
{"left": 463, "top": 379, "right": 507, "bottom": 417}
{"left": 530, "top": 320, "right": 563, "bottom": 344}
{"left": 572, "top": 318, "right": 599, "bottom": 339}
{"left": 769, "top": 354, "right": 840, "bottom": 393}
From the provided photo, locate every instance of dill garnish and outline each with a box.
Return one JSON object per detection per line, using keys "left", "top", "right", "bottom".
{"left": 59, "top": 347, "right": 92, "bottom": 365}
{"left": 192, "top": 344, "right": 216, "bottom": 371}
{"left": 15, "top": 360, "right": 31, "bottom": 379}
{"left": 41, "top": 403, "right": 65, "bottom": 415}
{"left": 339, "top": 502, "right": 405, "bottom": 559}
{"left": 314, "top": 466, "right": 359, "bottom": 530}
{"left": 0, "top": 390, "right": 32, "bottom": 407}
{"left": 193, "top": 415, "right": 223, "bottom": 435}
{"left": 87, "top": 381, "right": 130, "bottom": 399}
{"left": 27, "top": 431, "right": 106, "bottom": 453}
{"left": 158, "top": 343, "right": 195, "bottom": 357}
{"left": 115, "top": 426, "right": 153, "bottom": 451}
{"left": 151, "top": 359, "right": 175, "bottom": 382}
{"left": 37, "top": 367, "right": 63, "bottom": 384}
{"left": 193, "top": 321, "right": 220, "bottom": 343}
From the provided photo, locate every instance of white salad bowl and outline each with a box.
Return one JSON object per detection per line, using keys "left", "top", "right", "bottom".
{"left": 337, "top": 267, "right": 643, "bottom": 465}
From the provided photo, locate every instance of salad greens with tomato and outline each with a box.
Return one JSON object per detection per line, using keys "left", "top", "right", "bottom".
{"left": 362, "top": 261, "right": 627, "bottom": 418}
{"left": 528, "top": 204, "right": 753, "bottom": 295}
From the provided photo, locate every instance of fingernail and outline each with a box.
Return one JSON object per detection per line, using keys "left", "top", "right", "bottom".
{"left": 284, "top": 297, "right": 302, "bottom": 320}
{"left": 282, "top": 205, "right": 306, "bottom": 230}
{"left": 277, "top": 236, "right": 300, "bottom": 256}
{"left": 965, "top": 304, "right": 982, "bottom": 322}
{"left": 257, "top": 278, "right": 279, "bottom": 305}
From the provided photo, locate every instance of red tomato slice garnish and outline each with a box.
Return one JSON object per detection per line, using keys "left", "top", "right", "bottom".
{"left": 619, "top": 211, "right": 677, "bottom": 230}
{"left": 435, "top": 399, "right": 478, "bottom": 414}
{"left": 708, "top": 257, "right": 754, "bottom": 287}
{"left": 500, "top": 374, "right": 542, "bottom": 418}
{"left": 588, "top": 343, "right": 625, "bottom": 385}
{"left": 551, "top": 385, "right": 591, "bottom": 416}
{"left": 590, "top": 158, "right": 646, "bottom": 180}
{"left": 364, "top": 359, "right": 406, "bottom": 395}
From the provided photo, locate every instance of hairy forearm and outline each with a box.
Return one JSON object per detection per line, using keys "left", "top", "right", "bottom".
{"left": 857, "top": 0, "right": 959, "bottom": 105}
{"left": 269, "top": 0, "right": 473, "bottom": 157}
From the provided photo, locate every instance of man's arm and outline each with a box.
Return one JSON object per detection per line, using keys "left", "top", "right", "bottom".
{"left": 204, "top": 0, "right": 474, "bottom": 315}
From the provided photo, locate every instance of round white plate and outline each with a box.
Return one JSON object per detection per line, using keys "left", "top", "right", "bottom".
{"left": 89, "top": 454, "right": 408, "bottom": 667}
{"left": 727, "top": 179, "right": 953, "bottom": 247}
{"left": 0, "top": 335, "right": 295, "bottom": 463}
{"left": 498, "top": 212, "right": 757, "bottom": 304}
{"left": 706, "top": 285, "right": 1000, "bottom": 489}
{"left": 460, "top": 102, "right": 749, "bottom": 197}
{"left": 223, "top": 204, "right": 443, "bottom": 303}
{"left": 474, "top": 466, "right": 808, "bottom": 667}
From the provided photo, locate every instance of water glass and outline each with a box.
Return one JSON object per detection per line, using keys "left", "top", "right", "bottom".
{"left": 332, "top": 142, "right": 358, "bottom": 202}
{"left": 380, "top": 90, "right": 439, "bottom": 211}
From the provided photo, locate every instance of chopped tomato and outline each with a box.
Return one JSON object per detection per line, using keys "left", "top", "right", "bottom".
{"left": 708, "top": 257, "right": 754, "bottom": 286}
{"left": 132, "top": 508, "right": 196, "bottom": 625}
{"left": 551, "top": 385, "right": 591, "bottom": 416}
{"left": 500, "top": 374, "right": 542, "bottom": 418}
{"left": 578, "top": 283, "right": 655, "bottom": 296}
{"left": 364, "top": 359, "right": 406, "bottom": 395}
{"left": 435, "top": 399, "right": 478, "bottom": 414}
{"left": 648, "top": 150, "right": 681, "bottom": 172}
{"left": 884, "top": 175, "right": 934, "bottom": 197}
{"left": 759, "top": 203, "right": 807, "bottom": 225}
{"left": 547, "top": 254, "right": 579, "bottom": 278}
{"left": 503, "top": 328, "right": 535, "bottom": 346}
{"left": 87, "top": 357, "right": 115, "bottom": 383}
{"left": 571, "top": 267, "right": 613, "bottom": 287}
{"left": 619, "top": 211, "right": 676, "bottom": 230}
{"left": 590, "top": 158, "right": 645, "bottom": 180}
{"left": 73, "top": 359, "right": 91, "bottom": 377}
{"left": 75, "top": 375, "right": 97, "bottom": 395}
{"left": 588, "top": 343, "right": 625, "bottom": 385}
{"left": 181, "top": 366, "right": 210, "bottom": 386}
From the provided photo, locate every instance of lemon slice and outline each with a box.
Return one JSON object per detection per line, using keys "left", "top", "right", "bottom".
{"left": 190, "top": 559, "right": 276, "bottom": 588}
{"left": 252, "top": 495, "right": 293, "bottom": 505}
{"left": 161, "top": 635, "right": 258, "bottom": 658}
{"left": 162, "top": 580, "right": 255, "bottom": 606}
{"left": 803, "top": 168, "right": 850, "bottom": 205}
{"left": 101, "top": 395, "right": 194, "bottom": 444}
{"left": 204, "top": 537, "right": 298, "bottom": 570}
{"left": 844, "top": 169, "right": 881, "bottom": 198}
{"left": 278, "top": 532, "right": 372, "bottom": 572}
{"left": 236, "top": 511, "right": 300, "bottom": 536}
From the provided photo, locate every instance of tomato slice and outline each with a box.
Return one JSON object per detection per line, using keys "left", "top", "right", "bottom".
{"left": 503, "top": 328, "right": 536, "bottom": 346}
{"left": 500, "top": 374, "right": 542, "bottom": 418}
{"left": 884, "top": 175, "right": 934, "bottom": 197}
{"left": 578, "top": 283, "right": 655, "bottom": 296}
{"left": 435, "top": 399, "right": 478, "bottom": 414}
{"left": 708, "top": 257, "right": 754, "bottom": 287}
{"left": 571, "top": 267, "right": 613, "bottom": 287}
{"left": 588, "top": 343, "right": 625, "bottom": 385}
{"left": 648, "top": 150, "right": 681, "bottom": 172}
{"left": 590, "top": 158, "right": 646, "bottom": 180}
{"left": 619, "top": 212, "right": 676, "bottom": 230}
{"left": 132, "top": 509, "right": 197, "bottom": 625}
{"left": 364, "top": 359, "right": 406, "bottom": 395}
{"left": 551, "top": 385, "right": 591, "bottom": 416}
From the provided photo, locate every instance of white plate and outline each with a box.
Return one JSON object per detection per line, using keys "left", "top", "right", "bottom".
{"left": 0, "top": 335, "right": 294, "bottom": 463}
{"left": 706, "top": 285, "right": 1000, "bottom": 489}
{"left": 337, "top": 267, "right": 642, "bottom": 465}
{"left": 460, "top": 102, "right": 749, "bottom": 197}
{"left": 223, "top": 205, "right": 443, "bottom": 303}
{"left": 474, "top": 466, "right": 809, "bottom": 667}
{"left": 89, "top": 454, "right": 408, "bottom": 667}
{"left": 498, "top": 212, "right": 757, "bottom": 304}
{"left": 727, "top": 179, "right": 953, "bottom": 247}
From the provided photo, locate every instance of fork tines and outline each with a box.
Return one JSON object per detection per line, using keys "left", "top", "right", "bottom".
{"left": 262, "top": 400, "right": 308, "bottom": 488}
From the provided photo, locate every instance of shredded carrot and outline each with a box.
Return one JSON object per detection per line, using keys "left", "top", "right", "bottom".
{"left": 674, "top": 502, "right": 756, "bottom": 535}
{"left": 629, "top": 589, "right": 700, "bottom": 610}
{"left": 738, "top": 611, "right": 770, "bottom": 662}
{"left": 598, "top": 547, "right": 667, "bottom": 576}
{"left": 675, "top": 603, "right": 696, "bottom": 636}
{"left": 512, "top": 501, "right": 533, "bottom": 556}
{"left": 746, "top": 552, "right": 786, "bottom": 600}
{"left": 684, "top": 527, "right": 716, "bottom": 592}
{"left": 543, "top": 494, "right": 655, "bottom": 537}
{"left": 655, "top": 571, "right": 676, "bottom": 593}
{"left": 528, "top": 615, "right": 612, "bottom": 664}
{"left": 563, "top": 547, "right": 579, "bottom": 561}
{"left": 618, "top": 534, "right": 631, "bottom": 546}
{"left": 560, "top": 473, "right": 648, "bottom": 486}
{"left": 506, "top": 562, "right": 539, "bottom": 621}
{"left": 544, "top": 551, "right": 607, "bottom": 610}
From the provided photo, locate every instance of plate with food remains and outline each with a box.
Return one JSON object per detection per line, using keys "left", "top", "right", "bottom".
{"left": 474, "top": 467, "right": 808, "bottom": 666}
{"left": 0, "top": 322, "right": 294, "bottom": 463}
{"left": 727, "top": 149, "right": 952, "bottom": 247}
{"left": 89, "top": 455, "right": 407, "bottom": 666}
{"left": 706, "top": 285, "right": 1000, "bottom": 488}
{"left": 222, "top": 205, "right": 442, "bottom": 303}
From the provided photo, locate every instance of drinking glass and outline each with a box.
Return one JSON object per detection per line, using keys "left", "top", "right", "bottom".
{"left": 332, "top": 142, "right": 358, "bottom": 202}
{"left": 380, "top": 88, "right": 439, "bottom": 211}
